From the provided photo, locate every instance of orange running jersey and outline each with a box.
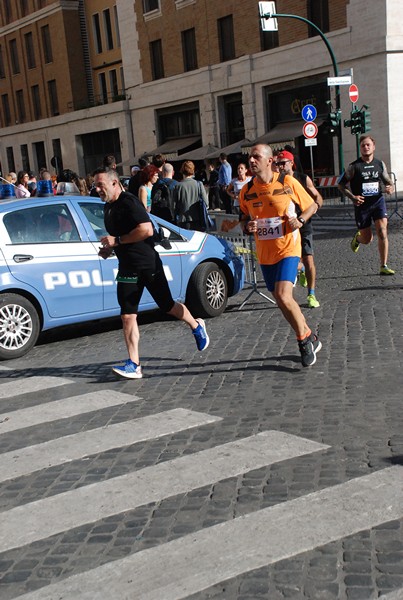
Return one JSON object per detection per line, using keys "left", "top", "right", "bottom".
{"left": 239, "top": 173, "right": 314, "bottom": 265}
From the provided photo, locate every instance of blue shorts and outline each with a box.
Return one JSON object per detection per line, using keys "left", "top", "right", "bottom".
{"left": 260, "top": 257, "right": 300, "bottom": 292}
{"left": 355, "top": 196, "right": 388, "bottom": 230}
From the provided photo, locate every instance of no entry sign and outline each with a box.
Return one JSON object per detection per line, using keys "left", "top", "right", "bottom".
{"left": 349, "top": 84, "right": 359, "bottom": 104}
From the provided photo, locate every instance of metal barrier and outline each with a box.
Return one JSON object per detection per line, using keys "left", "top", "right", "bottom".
{"left": 387, "top": 172, "right": 402, "bottom": 220}
{"left": 317, "top": 186, "right": 345, "bottom": 204}
{"left": 316, "top": 172, "right": 402, "bottom": 220}
{"left": 213, "top": 232, "right": 276, "bottom": 309}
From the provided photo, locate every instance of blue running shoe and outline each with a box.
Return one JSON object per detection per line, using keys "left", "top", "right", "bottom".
{"left": 112, "top": 359, "right": 143, "bottom": 379}
{"left": 192, "top": 318, "right": 209, "bottom": 351}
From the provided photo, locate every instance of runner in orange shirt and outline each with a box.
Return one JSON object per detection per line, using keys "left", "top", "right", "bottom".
{"left": 239, "top": 144, "right": 322, "bottom": 367}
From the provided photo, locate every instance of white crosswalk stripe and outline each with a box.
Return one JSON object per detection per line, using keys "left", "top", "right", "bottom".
{"left": 0, "top": 430, "right": 328, "bottom": 553}
{"left": 17, "top": 466, "right": 403, "bottom": 600}
{"left": 0, "top": 390, "right": 139, "bottom": 434}
{"left": 0, "top": 375, "right": 402, "bottom": 600}
{"left": 0, "top": 376, "right": 73, "bottom": 400}
{"left": 379, "top": 590, "right": 403, "bottom": 600}
{"left": 0, "top": 408, "right": 221, "bottom": 483}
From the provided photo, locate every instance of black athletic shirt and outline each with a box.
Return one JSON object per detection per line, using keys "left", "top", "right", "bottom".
{"left": 292, "top": 171, "right": 314, "bottom": 231}
{"left": 339, "top": 157, "right": 390, "bottom": 201}
{"left": 103, "top": 191, "right": 157, "bottom": 273}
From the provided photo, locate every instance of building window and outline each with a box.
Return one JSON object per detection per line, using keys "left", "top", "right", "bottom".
{"left": 20, "top": 0, "right": 29, "bottom": 17}
{"left": 158, "top": 103, "right": 200, "bottom": 141}
{"left": 0, "top": 46, "right": 5, "bottom": 79}
{"left": 307, "top": 0, "right": 329, "bottom": 36}
{"left": 218, "top": 15, "right": 235, "bottom": 62}
{"left": 114, "top": 6, "right": 121, "bottom": 47}
{"left": 6, "top": 147, "right": 15, "bottom": 172}
{"left": 92, "top": 14, "right": 103, "bottom": 53}
{"left": 261, "top": 29, "right": 279, "bottom": 51}
{"left": 41, "top": 25, "right": 53, "bottom": 63}
{"left": 31, "top": 85, "right": 42, "bottom": 119}
{"left": 99, "top": 73, "right": 108, "bottom": 103}
{"left": 103, "top": 9, "right": 114, "bottom": 50}
{"left": 52, "top": 139, "right": 63, "bottom": 172}
{"left": 25, "top": 33, "right": 36, "bottom": 69}
{"left": 4, "top": 0, "right": 12, "bottom": 24}
{"left": 2, "top": 95, "right": 11, "bottom": 126}
{"left": 48, "top": 80, "right": 59, "bottom": 116}
{"left": 21, "top": 144, "right": 30, "bottom": 172}
{"left": 109, "top": 70, "right": 119, "bottom": 98}
{"left": 16, "top": 90, "right": 26, "bottom": 123}
{"left": 150, "top": 39, "right": 164, "bottom": 80}
{"left": 182, "top": 28, "right": 198, "bottom": 72}
{"left": 221, "top": 93, "right": 244, "bottom": 146}
{"left": 143, "top": 0, "right": 159, "bottom": 13}
{"left": 9, "top": 40, "right": 20, "bottom": 75}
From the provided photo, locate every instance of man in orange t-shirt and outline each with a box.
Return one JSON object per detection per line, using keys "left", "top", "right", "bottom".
{"left": 239, "top": 144, "right": 321, "bottom": 367}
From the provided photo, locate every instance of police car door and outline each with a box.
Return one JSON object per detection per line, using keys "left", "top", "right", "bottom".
{"left": 1, "top": 203, "right": 104, "bottom": 317}
{"left": 139, "top": 219, "right": 183, "bottom": 308}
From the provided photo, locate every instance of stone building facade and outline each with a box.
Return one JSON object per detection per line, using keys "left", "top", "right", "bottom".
{"left": 0, "top": 0, "right": 401, "bottom": 190}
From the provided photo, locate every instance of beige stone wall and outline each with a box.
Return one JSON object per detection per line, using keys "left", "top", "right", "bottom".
{"left": 0, "top": 0, "right": 402, "bottom": 189}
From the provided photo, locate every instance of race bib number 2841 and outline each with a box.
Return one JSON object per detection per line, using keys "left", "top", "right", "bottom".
{"left": 256, "top": 217, "right": 284, "bottom": 240}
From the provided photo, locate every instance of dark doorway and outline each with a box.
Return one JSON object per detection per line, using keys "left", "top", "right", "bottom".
{"left": 222, "top": 93, "right": 245, "bottom": 147}
{"left": 34, "top": 141, "right": 47, "bottom": 171}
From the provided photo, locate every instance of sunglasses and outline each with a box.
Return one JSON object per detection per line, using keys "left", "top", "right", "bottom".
{"left": 277, "top": 161, "right": 291, "bottom": 166}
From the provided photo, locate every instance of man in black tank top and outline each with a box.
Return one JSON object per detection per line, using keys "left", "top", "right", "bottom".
{"left": 277, "top": 151, "right": 323, "bottom": 308}
{"left": 338, "top": 135, "right": 395, "bottom": 275}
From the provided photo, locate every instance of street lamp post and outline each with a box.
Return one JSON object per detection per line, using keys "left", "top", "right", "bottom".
{"left": 260, "top": 7, "right": 344, "bottom": 173}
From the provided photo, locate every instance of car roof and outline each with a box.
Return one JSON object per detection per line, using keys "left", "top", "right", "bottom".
{"left": 0, "top": 195, "right": 102, "bottom": 213}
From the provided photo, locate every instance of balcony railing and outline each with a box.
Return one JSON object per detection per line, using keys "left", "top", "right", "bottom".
{"left": 67, "top": 90, "right": 127, "bottom": 112}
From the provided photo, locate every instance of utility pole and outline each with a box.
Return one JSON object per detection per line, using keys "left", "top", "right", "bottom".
{"left": 259, "top": 3, "right": 344, "bottom": 172}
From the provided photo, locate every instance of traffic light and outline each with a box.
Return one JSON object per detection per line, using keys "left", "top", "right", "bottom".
{"left": 350, "top": 110, "right": 362, "bottom": 135}
{"left": 360, "top": 109, "right": 371, "bottom": 133}
{"left": 324, "top": 110, "right": 340, "bottom": 135}
{"left": 329, "top": 111, "right": 340, "bottom": 127}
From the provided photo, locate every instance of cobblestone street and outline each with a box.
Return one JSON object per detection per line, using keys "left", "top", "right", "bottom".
{"left": 0, "top": 219, "right": 402, "bottom": 600}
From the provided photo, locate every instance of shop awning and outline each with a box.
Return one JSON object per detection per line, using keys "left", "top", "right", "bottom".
{"left": 175, "top": 143, "right": 220, "bottom": 161}
{"left": 242, "top": 121, "right": 323, "bottom": 153}
{"left": 206, "top": 138, "right": 251, "bottom": 159}
{"left": 146, "top": 136, "right": 201, "bottom": 160}
{"left": 242, "top": 122, "right": 303, "bottom": 153}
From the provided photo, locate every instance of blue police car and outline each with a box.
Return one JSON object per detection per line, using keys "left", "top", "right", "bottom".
{"left": 0, "top": 195, "right": 245, "bottom": 360}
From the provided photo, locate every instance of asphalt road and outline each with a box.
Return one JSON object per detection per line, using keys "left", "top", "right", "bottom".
{"left": 0, "top": 218, "right": 402, "bottom": 600}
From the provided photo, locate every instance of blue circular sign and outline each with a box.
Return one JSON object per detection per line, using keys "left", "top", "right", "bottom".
{"left": 301, "top": 104, "right": 317, "bottom": 122}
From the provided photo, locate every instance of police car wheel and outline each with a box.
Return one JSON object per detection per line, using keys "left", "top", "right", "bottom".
{"left": 186, "top": 262, "right": 228, "bottom": 317}
{"left": 0, "top": 294, "right": 40, "bottom": 360}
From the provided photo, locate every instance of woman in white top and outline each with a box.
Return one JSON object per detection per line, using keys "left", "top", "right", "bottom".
{"left": 226, "top": 163, "right": 251, "bottom": 215}
{"left": 15, "top": 171, "right": 31, "bottom": 199}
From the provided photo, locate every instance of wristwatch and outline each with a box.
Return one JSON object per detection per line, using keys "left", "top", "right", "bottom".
{"left": 297, "top": 217, "right": 305, "bottom": 225}
{"left": 115, "top": 236, "right": 121, "bottom": 245}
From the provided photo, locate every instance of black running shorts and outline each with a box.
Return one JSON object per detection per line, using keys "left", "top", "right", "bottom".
{"left": 117, "top": 256, "right": 175, "bottom": 315}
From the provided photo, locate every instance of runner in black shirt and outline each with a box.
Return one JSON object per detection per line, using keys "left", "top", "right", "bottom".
{"left": 93, "top": 169, "right": 209, "bottom": 379}
{"left": 338, "top": 135, "right": 395, "bottom": 275}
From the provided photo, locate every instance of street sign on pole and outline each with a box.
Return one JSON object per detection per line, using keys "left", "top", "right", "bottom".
{"left": 259, "top": 2, "right": 278, "bottom": 30}
{"left": 303, "top": 122, "right": 318, "bottom": 139}
{"left": 349, "top": 84, "right": 359, "bottom": 104}
{"left": 327, "top": 76, "right": 352, "bottom": 86}
{"left": 304, "top": 138, "right": 318, "bottom": 147}
{"left": 301, "top": 104, "right": 317, "bottom": 122}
